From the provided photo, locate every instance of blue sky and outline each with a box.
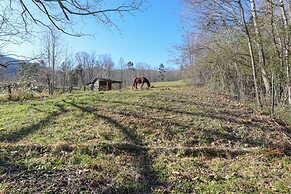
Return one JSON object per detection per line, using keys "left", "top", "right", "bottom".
{"left": 4, "top": 0, "right": 183, "bottom": 69}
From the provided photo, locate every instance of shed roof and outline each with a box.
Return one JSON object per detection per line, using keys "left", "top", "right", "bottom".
{"left": 94, "top": 78, "right": 122, "bottom": 83}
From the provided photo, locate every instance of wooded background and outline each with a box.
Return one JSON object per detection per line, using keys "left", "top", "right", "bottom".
{"left": 175, "top": 0, "right": 291, "bottom": 109}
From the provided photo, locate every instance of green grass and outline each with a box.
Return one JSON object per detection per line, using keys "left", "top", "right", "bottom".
{"left": 0, "top": 80, "right": 290, "bottom": 193}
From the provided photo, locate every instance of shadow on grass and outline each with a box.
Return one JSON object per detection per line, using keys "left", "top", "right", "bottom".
{"left": 0, "top": 154, "right": 26, "bottom": 176}
{"left": 96, "top": 99, "right": 291, "bottom": 155}
{"left": 0, "top": 104, "right": 67, "bottom": 143}
{"left": 1, "top": 166, "right": 113, "bottom": 193}
{"left": 65, "top": 100, "right": 163, "bottom": 193}
{"left": 119, "top": 111, "right": 191, "bottom": 129}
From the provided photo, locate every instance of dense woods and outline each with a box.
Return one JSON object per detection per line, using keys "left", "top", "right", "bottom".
{"left": 177, "top": 0, "right": 291, "bottom": 110}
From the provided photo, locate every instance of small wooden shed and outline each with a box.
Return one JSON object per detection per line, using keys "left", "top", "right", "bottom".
{"left": 87, "top": 78, "right": 122, "bottom": 91}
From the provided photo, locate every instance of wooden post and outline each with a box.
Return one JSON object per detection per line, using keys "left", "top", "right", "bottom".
{"left": 106, "top": 81, "right": 109, "bottom": 91}
{"left": 96, "top": 80, "right": 99, "bottom": 91}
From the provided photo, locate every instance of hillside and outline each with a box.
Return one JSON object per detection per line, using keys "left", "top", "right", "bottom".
{"left": 0, "top": 55, "right": 22, "bottom": 75}
{"left": 0, "top": 80, "right": 290, "bottom": 193}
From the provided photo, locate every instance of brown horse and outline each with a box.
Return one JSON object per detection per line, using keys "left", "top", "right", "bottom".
{"left": 132, "top": 77, "right": 151, "bottom": 89}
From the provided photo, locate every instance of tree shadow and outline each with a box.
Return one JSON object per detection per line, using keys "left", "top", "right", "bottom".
{"left": 0, "top": 104, "right": 67, "bottom": 143}
{"left": 0, "top": 153, "right": 26, "bottom": 176}
{"left": 118, "top": 111, "right": 191, "bottom": 129}
{"left": 196, "top": 127, "right": 271, "bottom": 148}
{"left": 1, "top": 166, "right": 114, "bottom": 193}
{"left": 64, "top": 100, "right": 163, "bottom": 193}
{"left": 96, "top": 99, "right": 291, "bottom": 155}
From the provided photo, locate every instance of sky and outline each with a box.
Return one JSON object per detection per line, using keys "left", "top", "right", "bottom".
{"left": 4, "top": 0, "right": 183, "bottom": 69}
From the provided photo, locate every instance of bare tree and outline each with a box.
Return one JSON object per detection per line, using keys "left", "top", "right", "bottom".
{"left": 118, "top": 57, "right": 125, "bottom": 82}
{"left": 60, "top": 54, "right": 73, "bottom": 91}
{"left": 1, "top": 0, "right": 147, "bottom": 75}
{"left": 98, "top": 54, "right": 114, "bottom": 79}
{"left": 136, "top": 62, "right": 149, "bottom": 77}
{"left": 0, "top": 3, "right": 31, "bottom": 46}
{"left": 237, "top": 0, "right": 262, "bottom": 107}
{"left": 75, "top": 51, "right": 98, "bottom": 83}
{"left": 181, "top": 0, "right": 263, "bottom": 107}
{"left": 1, "top": 0, "right": 147, "bottom": 38}
{"left": 250, "top": 0, "right": 271, "bottom": 97}
{"left": 278, "top": 0, "right": 291, "bottom": 106}
{"left": 42, "top": 27, "right": 63, "bottom": 95}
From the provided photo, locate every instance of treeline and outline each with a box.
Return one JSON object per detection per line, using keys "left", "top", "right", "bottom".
{"left": 177, "top": 0, "right": 291, "bottom": 108}
{"left": 1, "top": 27, "right": 181, "bottom": 98}
{"left": 0, "top": 52, "right": 180, "bottom": 96}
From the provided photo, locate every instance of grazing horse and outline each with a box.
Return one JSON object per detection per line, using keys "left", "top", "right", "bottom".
{"left": 132, "top": 77, "right": 151, "bottom": 89}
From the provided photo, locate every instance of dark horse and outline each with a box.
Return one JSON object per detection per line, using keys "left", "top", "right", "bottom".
{"left": 132, "top": 77, "right": 151, "bottom": 89}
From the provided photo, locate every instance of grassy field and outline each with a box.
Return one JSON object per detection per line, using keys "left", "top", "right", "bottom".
{"left": 0, "top": 80, "right": 290, "bottom": 193}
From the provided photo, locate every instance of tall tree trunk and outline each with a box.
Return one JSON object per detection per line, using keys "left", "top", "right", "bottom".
{"left": 269, "top": 1, "right": 286, "bottom": 103}
{"left": 269, "top": 1, "right": 284, "bottom": 65}
{"left": 52, "top": 43, "right": 55, "bottom": 95}
{"left": 238, "top": 0, "right": 262, "bottom": 107}
{"left": 279, "top": 0, "right": 291, "bottom": 106}
{"left": 287, "top": 0, "right": 291, "bottom": 23}
{"left": 250, "top": 0, "right": 271, "bottom": 97}
{"left": 271, "top": 73, "right": 275, "bottom": 117}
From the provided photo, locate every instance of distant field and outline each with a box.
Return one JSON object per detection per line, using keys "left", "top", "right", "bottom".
{"left": 0, "top": 80, "right": 290, "bottom": 193}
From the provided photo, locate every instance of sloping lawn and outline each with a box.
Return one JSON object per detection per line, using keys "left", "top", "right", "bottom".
{"left": 0, "top": 80, "right": 290, "bottom": 193}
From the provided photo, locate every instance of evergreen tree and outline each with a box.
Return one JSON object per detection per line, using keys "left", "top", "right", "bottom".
{"left": 159, "top": 63, "right": 166, "bottom": 81}
{"left": 127, "top": 61, "right": 135, "bottom": 70}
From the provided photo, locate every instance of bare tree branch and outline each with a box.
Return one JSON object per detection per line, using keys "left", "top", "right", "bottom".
{"left": 0, "top": 0, "right": 147, "bottom": 42}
